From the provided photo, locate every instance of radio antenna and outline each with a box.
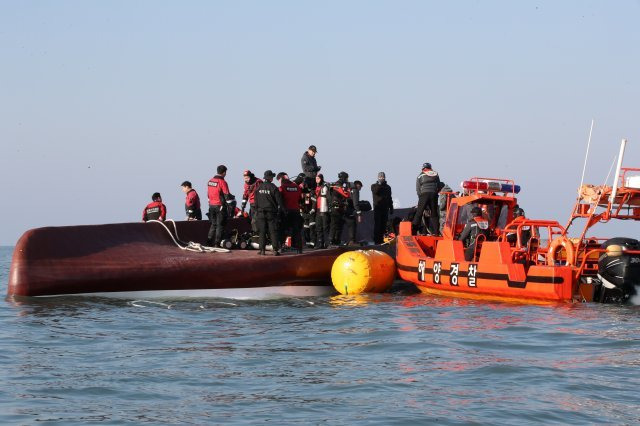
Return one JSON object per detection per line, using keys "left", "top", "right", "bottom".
{"left": 579, "top": 119, "right": 595, "bottom": 189}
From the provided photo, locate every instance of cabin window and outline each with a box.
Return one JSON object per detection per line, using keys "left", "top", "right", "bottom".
{"left": 446, "top": 204, "right": 458, "bottom": 230}
{"left": 496, "top": 205, "right": 509, "bottom": 229}
{"left": 534, "top": 226, "right": 550, "bottom": 248}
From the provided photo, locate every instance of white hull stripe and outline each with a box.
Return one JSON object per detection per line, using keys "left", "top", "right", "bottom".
{"left": 36, "top": 286, "right": 336, "bottom": 300}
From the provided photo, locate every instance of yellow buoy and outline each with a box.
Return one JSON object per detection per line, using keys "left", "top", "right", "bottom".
{"left": 331, "top": 250, "right": 396, "bottom": 295}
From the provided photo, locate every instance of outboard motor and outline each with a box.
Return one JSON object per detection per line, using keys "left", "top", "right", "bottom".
{"left": 596, "top": 237, "right": 640, "bottom": 303}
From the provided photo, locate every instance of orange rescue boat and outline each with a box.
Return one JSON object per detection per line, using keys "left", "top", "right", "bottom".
{"left": 397, "top": 139, "right": 640, "bottom": 304}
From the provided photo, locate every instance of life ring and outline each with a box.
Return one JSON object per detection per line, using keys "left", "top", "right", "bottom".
{"left": 547, "top": 237, "right": 575, "bottom": 266}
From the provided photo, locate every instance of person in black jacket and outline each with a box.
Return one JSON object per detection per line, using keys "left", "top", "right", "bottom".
{"left": 255, "top": 170, "right": 285, "bottom": 255}
{"left": 457, "top": 206, "right": 490, "bottom": 261}
{"left": 300, "top": 145, "right": 321, "bottom": 189}
{"left": 329, "top": 171, "right": 351, "bottom": 246}
{"left": 371, "top": 172, "right": 393, "bottom": 244}
{"left": 412, "top": 162, "right": 441, "bottom": 235}
{"left": 343, "top": 180, "right": 362, "bottom": 245}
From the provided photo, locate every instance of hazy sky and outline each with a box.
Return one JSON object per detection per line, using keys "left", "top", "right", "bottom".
{"left": 1, "top": 1, "right": 639, "bottom": 245}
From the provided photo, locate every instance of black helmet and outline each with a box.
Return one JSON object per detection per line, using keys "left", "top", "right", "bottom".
{"left": 263, "top": 170, "right": 275, "bottom": 179}
{"left": 152, "top": 192, "right": 162, "bottom": 201}
{"left": 338, "top": 171, "right": 349, "bottom": 180}
{"left": 422, "top": 162, "right": 432, "bottom": 169}
{"left": 513, "top": 207, "right": 525, "bottom": 217}
{"left": 294, "top": 173, "right": 305, "bottom": 185}
{"left": 470, "top": 206, "right": 482, "bottom": 217}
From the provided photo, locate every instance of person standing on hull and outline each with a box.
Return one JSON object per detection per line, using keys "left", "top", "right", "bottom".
{"left": 255, "top": 170, "right": 284, "bottom": 256}
{"left": 343, "top": 180, "right": 362, "bottom": 245}
{"left": 238, "top": 170, "right": 262, "bottom": 234}
{"left": 412, "top": 162, "right": 441, "bottom": 235}
{"left": 314, "top": 174, "right": 330, "bottom": 249}
{"left": 301, "top": 145, "right": 321, "bottom": 190}
{"left": 142, "top": 192, "right": 167, "bottom": 222}
{"left": 277, "top": 172, "right": 304, "bottom": 254}
{"left": 207, "top": 165, "right": 232, "bottom": 247}
{"left": 299, "top": 177, "right": 317, "bottom": 247}
{"left": 329, "top": 171, "right": 351, "bottom": 246}
{"left": 181, "top": 181, "right": 202, "bottom": 220}
{"left": 457, "top": 206, "right": 490, "bottom": 261}
{"left": 371, "top": 172, "right": 393, "bottom": 244}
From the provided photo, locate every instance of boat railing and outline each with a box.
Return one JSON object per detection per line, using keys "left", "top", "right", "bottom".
{"left": 472, "top": 234, "right": 486, "bottom": 261}
{"left": 574, "top": 247, "right": 640, "bottom": 280}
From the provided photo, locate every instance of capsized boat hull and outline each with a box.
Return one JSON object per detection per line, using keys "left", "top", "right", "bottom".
{"left": 7, "top": 219, "right": 347, "bottom": 299}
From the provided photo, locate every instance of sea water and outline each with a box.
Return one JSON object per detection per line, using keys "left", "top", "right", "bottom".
{"left": 1, "top": 245, "right": 639, "bottom": 424}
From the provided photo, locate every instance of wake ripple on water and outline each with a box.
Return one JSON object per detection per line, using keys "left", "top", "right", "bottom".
{"left": 1, "top": 249, "right": 640, "bottom": 424}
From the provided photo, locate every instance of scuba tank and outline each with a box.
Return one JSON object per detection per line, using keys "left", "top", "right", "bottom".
{"left": 596, "top": 237, "right": 640, "bottom": 303}
{"left": 220, "top": 239, "right": 234, "bottom": 250}
{"left": 317, "top": 184, "right": 330, "bottom": 213}
{"left": 238, "top": 232, "right": 253, "bottom": 249}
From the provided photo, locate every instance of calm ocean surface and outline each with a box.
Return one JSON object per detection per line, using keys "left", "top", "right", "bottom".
{"left": 1, "top": 245, "right": 639, "bottom": 425}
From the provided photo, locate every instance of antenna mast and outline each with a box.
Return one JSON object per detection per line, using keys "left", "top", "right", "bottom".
{"left": 579, "top": 119, "right": 595, "bottom": 189}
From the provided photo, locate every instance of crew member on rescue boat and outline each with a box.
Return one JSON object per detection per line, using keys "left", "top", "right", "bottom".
{"left": 277, "top": 172, "right": 304, "bottom": 253}
{"left": 457, "top": 206, "right": 490, "bottom": 261}
{"left": 506, "top": 206, "right": 532, "bottom": 246}
{"left": 142, "top": 192, "right": 167, "bottom": 222}
{"left": 207, "top": 165, "right": 232, "bottom": 247}
{"left": 238, "top": 169, "right": 263, "bottom": 234}
{"left": 181, "top": 181, "right": 202, "bottom": 220}
{"left": 255, "top": 170, "right": 284, "bottom": 256}
{"left": 412, "top": 162, "right": 441, "bottom": 236}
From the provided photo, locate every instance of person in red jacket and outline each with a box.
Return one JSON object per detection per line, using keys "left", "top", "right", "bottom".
{"left": 238, "top": 169, "right": 263, "bottom": 234}
{"left": 142, "top": 192, "right": 167, "bottom": 222}
{"left": 181, "top": 181, "right": 202, "bottom": 220}
{"left": 207, "top": 165, "right": 232, "bottom": 247}
{"left": 277, "top": 172, "right": 304, "bottom": 253}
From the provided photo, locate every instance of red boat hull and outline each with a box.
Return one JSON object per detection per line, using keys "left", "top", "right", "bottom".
{"left": 7, "top": 219, "right": 346, "bottom": 298}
